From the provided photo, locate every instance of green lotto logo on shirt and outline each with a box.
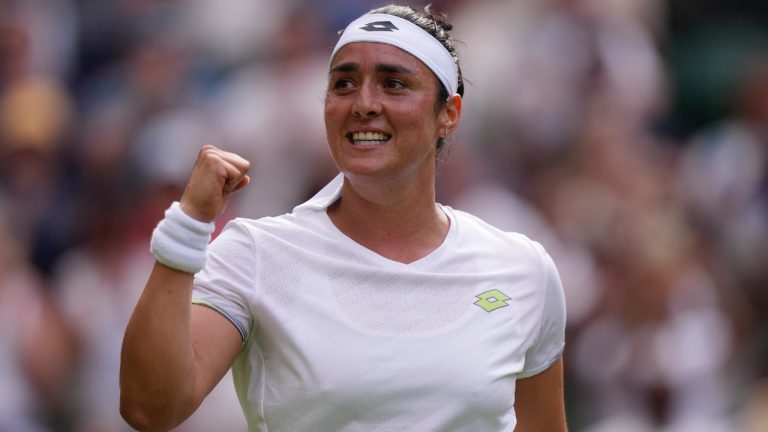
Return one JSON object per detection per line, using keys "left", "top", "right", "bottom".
{"left": 473, "top": 289, "right": 510, "bottom": 312}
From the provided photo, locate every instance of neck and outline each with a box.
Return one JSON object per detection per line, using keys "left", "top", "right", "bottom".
{"left": 327, "top": 173, "right": 449, "bottom": 264}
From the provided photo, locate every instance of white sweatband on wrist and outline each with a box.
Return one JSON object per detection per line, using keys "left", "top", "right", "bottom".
{"left": 150, "top": 201, "right": 215, "bottom": 274}
{"left": 331, "top": 13, "right": 459, "bottom": 96}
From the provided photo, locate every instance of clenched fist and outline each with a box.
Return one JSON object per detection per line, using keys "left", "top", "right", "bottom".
{"left": 179, "top": 145, "right": 251, "bottom": 222}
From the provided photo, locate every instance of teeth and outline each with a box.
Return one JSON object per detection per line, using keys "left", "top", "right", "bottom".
{"left": 352, "top": 131, "right": 389, "bottom": 142}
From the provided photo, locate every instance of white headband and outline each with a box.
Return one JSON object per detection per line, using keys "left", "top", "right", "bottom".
{"left": 331, "top": 13, "right": 459, "bottom": 96}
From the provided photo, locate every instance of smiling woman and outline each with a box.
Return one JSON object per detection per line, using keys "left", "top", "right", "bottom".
{"left": 119, "top": 4, "right": 568, "bottom": 432}
{"left": 324, "top": 41, "right": 459, "bottom": 197}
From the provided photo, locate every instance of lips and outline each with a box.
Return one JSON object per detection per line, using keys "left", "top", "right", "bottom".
{"left": 348, "top": 131, "right": 391, "bottom": 145}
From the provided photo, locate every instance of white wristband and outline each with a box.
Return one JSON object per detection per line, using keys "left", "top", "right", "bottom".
{"left": 150, "top": 202, "right": 215, "bottom": 274}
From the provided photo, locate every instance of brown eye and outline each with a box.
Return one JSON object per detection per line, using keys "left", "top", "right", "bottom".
{"left": 333, "top": 78, "right": 354, "bottom": 90}
{"left": 385, "top": 79, "right": 406, "bottom": 90}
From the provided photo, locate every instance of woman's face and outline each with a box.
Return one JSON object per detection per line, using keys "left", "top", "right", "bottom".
{"left": 324, "top": 42, "right": 458, "bottom": 183}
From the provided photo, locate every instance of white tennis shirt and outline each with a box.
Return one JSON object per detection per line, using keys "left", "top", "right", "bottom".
{"left": 192, "top": 175, "right": 566, "bottom": 431}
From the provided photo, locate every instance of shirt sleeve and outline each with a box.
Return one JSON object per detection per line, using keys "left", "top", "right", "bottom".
{"left": 518, "top": 241, "right": 567, "bottom": 378}
{"left": 192, "top": 219, "right": 258, "bottom": 342}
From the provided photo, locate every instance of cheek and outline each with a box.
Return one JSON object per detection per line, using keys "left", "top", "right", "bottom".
{"left": 396, "top": 102, "right": 439, "bottom": 135}
{"left": 323, "top": 100, "right": 343, "bottom": 132}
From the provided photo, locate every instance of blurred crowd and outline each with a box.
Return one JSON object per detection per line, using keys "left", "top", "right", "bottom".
{"left": 1, "top": 0, "right": 766, "bottom": 431}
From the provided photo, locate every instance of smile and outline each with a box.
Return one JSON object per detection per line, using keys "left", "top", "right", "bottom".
{"left": 348, "top": 131, "right": 391, "bottom": 146}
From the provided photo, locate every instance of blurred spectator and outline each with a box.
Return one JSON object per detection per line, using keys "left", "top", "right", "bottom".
{"left": 0, "top": 199, "right": 79, "bottom": 431}
{"left": 0, "top": 0, "right": 77, "bottom": 81}
{"left": 677, "top": 58, "right": 768, "bottom": 294}
{"left": 0, "top": 72, "right": 75, "bottom": 276}
{"left": 453, "top": 0, "right": 666, "bottom": 186}
{"left": 678, "top": 58, "right": 768, "bottom": 232}
{"left": 178, "top": 0, "right": 297, "bottom": 66}
{"left": 532, "top": 109, "right": 737, "bottom": 430}
{"left": 676, "top": 55, "right": 768, "bottom": 421}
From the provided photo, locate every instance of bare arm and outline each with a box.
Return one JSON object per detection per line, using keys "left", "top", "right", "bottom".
{"left": 119, "top": 145, "right": 250, "bottom": 431}
{"left": 120, "top": 265, "right": 242, "bottom": 430}
{"left": 514, "top": 357, "right": 568, "bottom": 432}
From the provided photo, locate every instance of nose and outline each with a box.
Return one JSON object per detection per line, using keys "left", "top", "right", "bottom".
{"left": 352, "top": 82, "right": 382, "bottom": 119}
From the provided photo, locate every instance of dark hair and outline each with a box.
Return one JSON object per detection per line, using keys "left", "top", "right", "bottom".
{"left": 367, "top": 4, "right": 464, "bottom": 152}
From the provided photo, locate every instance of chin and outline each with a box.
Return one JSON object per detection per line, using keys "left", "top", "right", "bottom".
{"left": 339, "top": 163, "right": 398, "bottom": 180}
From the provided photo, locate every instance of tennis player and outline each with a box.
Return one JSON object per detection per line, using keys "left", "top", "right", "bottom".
{"left": 120, "top": 4, "right": 567, "bottom": 431}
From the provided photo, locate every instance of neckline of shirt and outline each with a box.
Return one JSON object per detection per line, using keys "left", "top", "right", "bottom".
{"left": 295, "top": 173, "right": 457, "bottom": 270}
{"left": 316, "top": 204, "right": 457, "bottom": 270}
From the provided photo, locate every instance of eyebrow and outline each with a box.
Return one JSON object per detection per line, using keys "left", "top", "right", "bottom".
{"left": 376, "top": 63, "right": 414, "bottom": 75}
{"left": 329, "top": 62, "right": 415, "bottom": 75}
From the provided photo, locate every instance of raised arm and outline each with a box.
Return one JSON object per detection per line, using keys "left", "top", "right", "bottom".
{"left": 119, "top": 145, "right": 250, "bottom": 431}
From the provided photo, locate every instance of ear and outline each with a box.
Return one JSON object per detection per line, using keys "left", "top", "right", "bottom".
{"left": 439, "top": 94, "right": 462, "bottom": 134}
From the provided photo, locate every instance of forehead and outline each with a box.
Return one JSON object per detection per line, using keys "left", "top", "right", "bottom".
{"left": 330, "top": 42, "right": 432, "bottom": 74}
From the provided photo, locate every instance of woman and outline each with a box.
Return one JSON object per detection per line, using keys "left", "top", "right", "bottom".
{"left": 120, "top": 4, "right": 567, "bottom": 431}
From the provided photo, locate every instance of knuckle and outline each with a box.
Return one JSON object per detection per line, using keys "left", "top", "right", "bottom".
{"left": 198, "top": 145, "right": 223, "bottom": 161}
{"left": 199, "top": 144, "right": 215, "bottom": 155}
{"left": 199, "top": 151, "right": 222, "bottom": 167}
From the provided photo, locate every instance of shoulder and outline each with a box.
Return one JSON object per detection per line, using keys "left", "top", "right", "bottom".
{"left": 448, "top": 206, "right": 547, "bottom": 257}
{"left": 446, "top": 206, "right": 560, "bottom": 289}
{"left": 210, "top": 209, "right": 333, "bottom": 259}
{"left": 221, "top": 210, "right": 318, "bottom": 239}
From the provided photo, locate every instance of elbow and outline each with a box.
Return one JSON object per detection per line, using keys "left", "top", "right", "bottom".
{"left": 119, "top": 398, "right": 151, "bottom": 431}
{"left": 120, "top": 393, "right": 184, "bottom": 432}
{"left": 120, "top": 396, "right": 161, "bottom": 431}
{"left": 120, "top": 395, "right": 151, "bottom": 431}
